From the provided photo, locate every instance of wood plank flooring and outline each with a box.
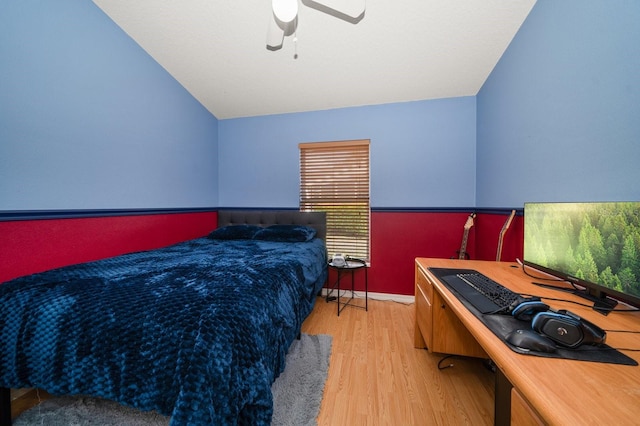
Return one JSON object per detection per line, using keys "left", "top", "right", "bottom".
{"left": 301, "top": 297, "right": 495, "bottom": 425}
{"left": 11, "top": 298, "right": 495, "bottom": 424}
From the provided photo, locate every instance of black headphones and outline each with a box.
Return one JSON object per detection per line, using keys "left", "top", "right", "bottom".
{"left": 532, "top": 310, "right": 606, "bottom": 348}
{"left": 510, "top": 297, "right": 550, "bottom": 321}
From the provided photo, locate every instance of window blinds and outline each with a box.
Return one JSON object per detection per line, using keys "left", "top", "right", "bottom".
{"left": 299, "top": 140, "right": 370, "bottom": 261}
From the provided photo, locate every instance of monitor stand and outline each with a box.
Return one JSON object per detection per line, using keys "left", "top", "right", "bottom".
{"left": 534, "top": 282, "right": 618, "bottom": 315}
{"left": 571, "top": 289, "right": 618, "bottom": 315}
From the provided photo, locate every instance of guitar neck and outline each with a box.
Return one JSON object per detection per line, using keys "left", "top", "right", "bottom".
{"left": 496, "top": 238, "right": 505, "bottom": 262}
{"left": 458, "top": 229, "right": 470, "bottom": 260}
{"left": 496, "top": 210, "right": 516, "bottom": 261}
{"left": 457, "top": 213, "right": 476, "bottom": 260}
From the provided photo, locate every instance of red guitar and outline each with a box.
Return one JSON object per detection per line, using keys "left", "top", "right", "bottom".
{"left": 496, "top": 210, "right": 516, "bottom": 261}
{"left": 456, "top": 213, "right": 476, "bottom": 260}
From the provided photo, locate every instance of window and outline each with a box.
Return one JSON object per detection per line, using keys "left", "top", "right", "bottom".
{"left": 299, "top": 140, "right": 370, "bottom": 261}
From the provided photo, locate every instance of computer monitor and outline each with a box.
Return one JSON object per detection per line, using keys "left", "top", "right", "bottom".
{"left": 523, "top": 201, "right": 640, "bottom": 314}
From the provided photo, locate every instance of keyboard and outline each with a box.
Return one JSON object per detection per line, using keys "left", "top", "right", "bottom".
{"left": 428, "top": 268, "right": 520, "bottom": 314}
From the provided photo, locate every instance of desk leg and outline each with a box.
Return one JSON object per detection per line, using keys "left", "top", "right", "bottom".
{"left": 495, "top": 369, "right": 512, "bottom": 426}
{"left": 0, "top": 387, "right": 11, "bottom": 426}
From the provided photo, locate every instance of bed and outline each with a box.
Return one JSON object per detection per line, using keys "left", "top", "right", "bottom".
{"left": 0, "top": 210, "right": 327, "bottom": 425}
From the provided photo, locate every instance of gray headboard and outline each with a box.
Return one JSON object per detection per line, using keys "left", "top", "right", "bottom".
{"left": 217, "top": 210, "right": 327, "bottom": 241}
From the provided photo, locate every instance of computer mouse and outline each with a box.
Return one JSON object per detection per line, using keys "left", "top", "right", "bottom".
{"left": 506, "top": 329, "right": 557, "bottom": 353}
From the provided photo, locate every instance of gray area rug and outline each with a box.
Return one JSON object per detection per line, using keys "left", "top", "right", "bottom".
{"left": 14, "top": 333, "right": 332, "bottom": 426}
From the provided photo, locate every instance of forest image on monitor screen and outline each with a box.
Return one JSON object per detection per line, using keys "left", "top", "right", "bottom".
{"left": 525, "top": 202, "right": 640, "bottom": 299}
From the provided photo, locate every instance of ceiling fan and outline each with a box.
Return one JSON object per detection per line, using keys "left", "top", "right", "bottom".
{"left": 267, "top": 0, "right": 366, "bottom": 51}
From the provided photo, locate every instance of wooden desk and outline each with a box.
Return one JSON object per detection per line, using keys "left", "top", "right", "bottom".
{"left": 414, "top": 258, "right": 640, "bottom": 426}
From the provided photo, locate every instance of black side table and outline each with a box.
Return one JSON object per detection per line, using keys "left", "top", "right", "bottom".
{"left": 326, "top": 259, "right": 368, "bottom": 316}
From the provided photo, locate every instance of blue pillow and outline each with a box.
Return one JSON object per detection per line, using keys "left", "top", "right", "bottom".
{"left": 207, "top": 225, "right": 262, "bottom": 240}
{"left": 253, "top": 225, "right": 317, "bottom": 242}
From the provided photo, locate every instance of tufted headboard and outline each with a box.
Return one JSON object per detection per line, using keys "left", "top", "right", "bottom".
{"left": 217, "top": 210, "right": 327, "bottom": 241}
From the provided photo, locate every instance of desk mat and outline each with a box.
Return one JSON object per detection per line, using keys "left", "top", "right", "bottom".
{"left": 480, "top": 311, "right": 637, "bottom": 366}
{"left": 430, "top": 268, "right": 638, "bottom": 366}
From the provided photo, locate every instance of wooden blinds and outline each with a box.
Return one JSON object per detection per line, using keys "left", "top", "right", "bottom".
{"left": 299, "top": 140, "right": 370, "bottom": 261}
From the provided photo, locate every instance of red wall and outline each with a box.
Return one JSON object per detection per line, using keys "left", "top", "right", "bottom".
{"left": 364, "top": 211, "right": 523, "bottom": 295}
{"left": 1, "top": 210, "right": 521, "bottom": 296}
{"left": 0, "top": 211, "right": 217, "bottom": 283}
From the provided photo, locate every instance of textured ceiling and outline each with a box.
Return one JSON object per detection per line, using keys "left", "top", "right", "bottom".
{"left": 92, "top": 0, "right": 537, "bottom": 119}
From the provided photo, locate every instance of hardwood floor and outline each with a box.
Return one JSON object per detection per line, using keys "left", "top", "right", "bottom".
{"left": 9, "top": 388, "right": 51, "bottom": 421}
{"left": 11, "top": 298, "right": 495, "bottom": 424}
{"left": 301, "top": 297, "right": 495, "bottom": 425}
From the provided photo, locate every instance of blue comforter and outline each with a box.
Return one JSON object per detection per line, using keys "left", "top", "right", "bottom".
{"left": 0, "top": 237, "right": 327, "bottom": 425}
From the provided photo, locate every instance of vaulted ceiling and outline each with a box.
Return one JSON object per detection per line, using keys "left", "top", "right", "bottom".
{"left": 93, "top": 0, "right": 537, "bottom": 119}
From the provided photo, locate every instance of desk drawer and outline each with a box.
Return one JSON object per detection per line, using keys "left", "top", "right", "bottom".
{"left": 415, "top": 279, "right": 433, "bottom": 349}
{"left": 415, "top": 261, "right": 487, "bottom": 358}
{"left": 415, "top": 266, "right": 433, "bottom": 349}
{"left": 416, "top": 266, "right": 433, "bottom": 303}
{"left": 511, "top": 388, "right": 545, "bottom": 426}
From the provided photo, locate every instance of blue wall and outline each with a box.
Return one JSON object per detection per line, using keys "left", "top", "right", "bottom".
{"left": 219, "top": 97, "right": 477, "bottom": 209}
{"left": 4, "top": 1, "right": 638, "bottom": 213}
{"left": 0, "top": 0, "right": 219, "bottom": 210}
{"left": 476, "top": 0, "right": 640, "bottom": 207}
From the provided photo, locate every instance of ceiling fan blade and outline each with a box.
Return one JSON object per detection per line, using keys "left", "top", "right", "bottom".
{"left": 266, "top": 15, "right": 285, "bottom": 50}
{"left": 301, "top": 0, "right": 366, "bottom": 23}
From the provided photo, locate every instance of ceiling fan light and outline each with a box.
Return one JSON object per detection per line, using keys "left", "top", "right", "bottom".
{"left": 272, "top": 0, "right": 298, "bottom": 23}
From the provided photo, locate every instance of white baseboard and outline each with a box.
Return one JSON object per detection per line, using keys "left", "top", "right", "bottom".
{"left": 320, "top": 288, "right": 414, "bottom": 305}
